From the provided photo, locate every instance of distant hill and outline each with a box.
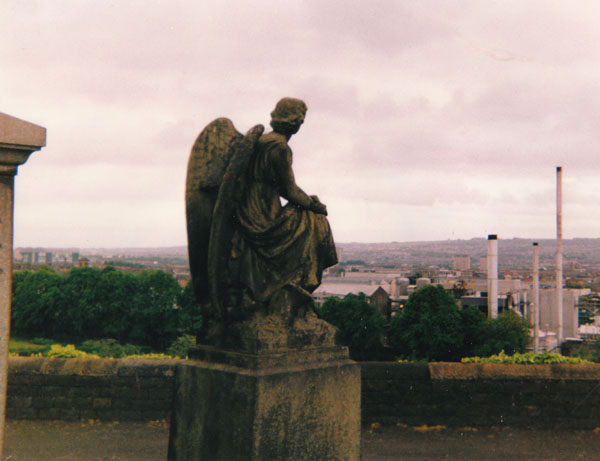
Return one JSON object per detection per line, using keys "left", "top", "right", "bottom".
{"left": 17, "top": 238, "right": 600, "bottom": 268}
{"left": 336, "top": 238, "right": 600, "bottom": 268}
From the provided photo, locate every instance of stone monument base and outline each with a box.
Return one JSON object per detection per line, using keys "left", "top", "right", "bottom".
{"left": 167, "top": 345, "right": 360, "bottom": 460}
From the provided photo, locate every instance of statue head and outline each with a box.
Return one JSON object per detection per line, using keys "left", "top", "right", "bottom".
{"left": 270, "top": 97, "right": 307, "bottom": 136}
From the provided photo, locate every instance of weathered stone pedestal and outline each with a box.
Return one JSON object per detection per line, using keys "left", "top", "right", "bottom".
{"left": 168, "top": 344, "right": 360, "bottom": 460}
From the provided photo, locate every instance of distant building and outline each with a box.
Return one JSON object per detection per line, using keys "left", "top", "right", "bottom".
{"left": 415, "top": 277, "right": 431, "bottom": 289}
{"left": 370, "top": 286, "right": 391, "bottom": 322}
{"left": 453, "top": 255, "right": 471, "bottom": 272}
{"left": 313, "top": 281, "right": 393, "bottom": 320}
{"left": 479, "top": 256, "right": 487, "bottom": 269}
{"left": 536, "top": 287, "right": 589, "bottom": 340}
{"left": 76, "top": 257, "right": 89, "bottom": 268}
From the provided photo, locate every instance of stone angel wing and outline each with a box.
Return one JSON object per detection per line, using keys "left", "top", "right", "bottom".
{"left": 185, "top": 118, "right": 263, "bottom": 322}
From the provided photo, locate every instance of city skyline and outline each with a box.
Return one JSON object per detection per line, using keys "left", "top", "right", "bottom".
{"left": 4, "top": 1, "right": 600, "bottom": 247}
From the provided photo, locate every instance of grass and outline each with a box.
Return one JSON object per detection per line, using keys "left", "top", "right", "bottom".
{"left": 8, "top": 337, "right": 50, "bottom": 355}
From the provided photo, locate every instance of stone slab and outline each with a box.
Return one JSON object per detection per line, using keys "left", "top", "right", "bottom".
{"left": 188, "top": 344, "right": 349, "bottom": 370}
{"left": 0, "top": 112, "right": 46, "bottom": 149}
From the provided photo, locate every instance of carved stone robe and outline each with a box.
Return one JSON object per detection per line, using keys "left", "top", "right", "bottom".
{"left": 235, "top": 131, "right": 337, "bottom": 304}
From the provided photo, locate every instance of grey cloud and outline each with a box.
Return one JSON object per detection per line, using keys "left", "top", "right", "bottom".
{"left": 303, "top": 0, "right": 453, "bottom": 56}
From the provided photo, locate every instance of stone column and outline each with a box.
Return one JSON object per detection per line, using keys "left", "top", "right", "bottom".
{"left": 0, "top": 112, "right": 45, "bottom": 456}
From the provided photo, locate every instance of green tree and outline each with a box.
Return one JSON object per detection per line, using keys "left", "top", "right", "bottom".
{"left": 95, "top": 266, "right": 139, "bottom": 342}
{"left": 129, "top": 270, "right": 181, "bottom": 350}
{"left": 388, "top": 284, "right": 465, "bottom": 362}
{"left": 61, "top": 267, "right": 103, "bottom": 338}
{"left": 458, "top": 305, "right": 486, "bottom": 358}
{"left": 11, "top": 266, "right": 188, "bottom": 352}
{"left": 11, "top": 267, "right": 66, "bottom": 337}
{"left": 473, "top": 311, "right": 532, "bottom": 356}
{"left": 318, "top": 293, "right": 384, "bottom": 361}
{"left": 177, "top": 283, "right": 203, "bottom": 335}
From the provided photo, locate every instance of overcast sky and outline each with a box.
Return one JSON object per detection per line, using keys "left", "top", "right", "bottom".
{"left": 4, "top": 1, "right": 600, "bottom": 247}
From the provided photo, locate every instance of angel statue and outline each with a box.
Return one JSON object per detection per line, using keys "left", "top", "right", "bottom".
{"left": 186, "top": 97, "right": 338, "bottom": 351}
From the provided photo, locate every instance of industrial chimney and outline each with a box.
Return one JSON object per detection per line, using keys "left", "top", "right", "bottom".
{"left": 487, "top": 234, "right": 498, "bottom": 319}
{"left": 532, "top": 242, "right": 540, "bottom": 352}
{"left": 556, "top": 167, "right": 564, "bottom": 344}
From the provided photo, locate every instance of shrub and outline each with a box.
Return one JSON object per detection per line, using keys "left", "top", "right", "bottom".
{"left": 44, "top": 344, "right": 98, "bottom": 358}
{"left": 473, "top": 311, "right": 532, "bottom": 357}
{"left": 318, "top": 293, "right": 384, "bottom": 361}
{"left": 124, "top": 353, "right": 178, "bottom": 360}
{"left": 31, "top": 337, "right": 55, "bottom": 346}
{"left": 462, "top": 351, "right": 590, "bottom": 364}
{"left": 78, "top": 339, "right": 142, "bottom": 358}
{"left": 569, "top": 338, "right": 600, "bottom": 363}
{"left": 167, "top": 335, "right": 196, "bottom": 358}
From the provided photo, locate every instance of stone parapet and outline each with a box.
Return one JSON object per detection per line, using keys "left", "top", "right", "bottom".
{"left": 7, "top": 358, "right": 179, "bottom": 422}
{"left": 8, "top": 358, "right": 600, "bottom": 430}
{"left": 362, "top": 361, "right": 600, "bottom": 429}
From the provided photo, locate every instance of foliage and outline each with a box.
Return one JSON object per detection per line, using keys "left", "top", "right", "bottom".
{"left": 388, "top": 286, "right": 532, "bottom": 362}
{"left": 31, "top": 337, "right": 55, "bottom": 346}
{"left": 44, "top": 344, "right": 99, "bottom": 358}
{"left": 569, "top": 339, "right": 600, "bottom": 363}
{"left": 128, "top": 270, "right": 181, "bottom": 350}
{"left": 176, "top": 283, "right": 203, "bottom": 334}
{"left": 123, "top": 353, "right": 178, "bottom": 360}
{"left": 167, "top": 334, "right": 196, "bottom": 358}
{"left": 11, "top": 267, "right": 66, "bottom": 337}
{"left": 457, "top": 305, "right": 486, "bottom": 358}
{"left": 11, "top": 266, "right": 202, "bottom": 351}
{"left": 318, "top": 293, "right": 384, "bottom": 361}
{"left": 78, "top": 339, "right": 143, "bottom": 358}
{"left": 462, "top": 350, "right": 591, "bottom": 364}
{"left": 472, "top": 311, "right": 532, "bottom": 357}
{"left": 388, "top": 285, "right": 466, "bottom": 362}
{"left": 11, "top": 338, "right": 180, "bottom": 360}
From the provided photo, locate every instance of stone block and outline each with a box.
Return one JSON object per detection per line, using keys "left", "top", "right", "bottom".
{"left": 118, "top": 409, "right": 143, "bottom": 421}
{"left": 59, "top": 408, "right": 81, "bottom": 421}
{"left": 362, "top": 361, "right": 430, "bottom": 381}
{"left": 32, "top": 397, "right": 67, "bottom": 409}
{"left": 550, "top": 363, "right": 600, "bottom": 379}
{"left": 111, "top": 385, "right": 146, "bottom": 400}
{"left": 93, "top": 397, "right": 112, "bottom": 409}
{"left": 71, "top": 397, "right": 93, "bottom": 409}
{"left": 6, "top": 396, "right": 32, "bottom": 408}
{"left": 37, "top": 408, "right": 61, "bottom": 420}
{"left": 6, "top": 384, "right": 36, "bottom": 396}
{"left": 168, "top": 346, "right": 360, "bottom": 460}
{"left": 0, "top": 112, "right": 46, "bottom": 147}
{"left": 142, "top": 410, "right": 170, "bottom": 421}
{"left": 6, "top": 407, "right": 37, "bottom": 420}
{"left": 97, "top": 410, "right": 120, "bottom": 421}
{"left": 79, "top": 409, "right": 99, "bottom": 420}
{"left": 117, "top": 360, "right": 178, "bottom": 378}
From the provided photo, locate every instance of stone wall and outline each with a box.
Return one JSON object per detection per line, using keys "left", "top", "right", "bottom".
{"left": 7, "top": 357, "right": 177, "bottom": 421}
{"left": 362, "top": 362, "right": 600, "bottom": 428}
{"left": 8, "top": 358, "right": 600, "bottom": 428}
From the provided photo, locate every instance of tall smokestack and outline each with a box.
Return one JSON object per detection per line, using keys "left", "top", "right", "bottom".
{"left": 533, "top": 242, "right": 540, "bottom": 352}
{"left": 487, "top": 234, "right": 498, "bottom": 319}
{"left": 556, "top": 167, "right": 564, "bottom": 344}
